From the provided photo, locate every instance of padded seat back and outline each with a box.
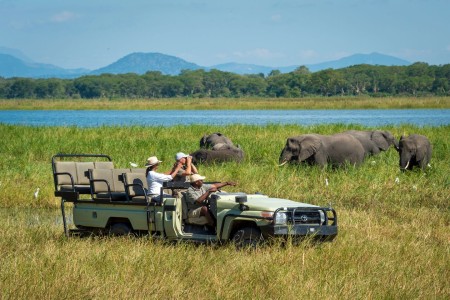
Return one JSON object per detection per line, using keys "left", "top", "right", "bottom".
{"left": 123, "top": 172, "right": 148, "bottom": 197}
{"left": 90, "top": 168, "right": 114, "bottom": 193}
{"left": 112, "top": 169, "right": 129, "bottom": 193}
{"left": 54, "top": 162, "right": 77, "bottom": 185}
{"left": 94, "top": 161, "right": 114, "bottom": 169}
{"left": 76, "top": 162, "right": 95, "bottom": 185}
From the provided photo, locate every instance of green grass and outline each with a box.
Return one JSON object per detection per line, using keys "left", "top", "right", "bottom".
{"left": 1, "top": 96, "right": 449, "bottom": 110}
{"left": 0, "top": 123, "right": 449, "bottom": 299}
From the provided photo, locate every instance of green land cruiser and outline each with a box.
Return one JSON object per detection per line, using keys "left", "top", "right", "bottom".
{"left": 52, "top": 154, "right": 338, "bottom": 246}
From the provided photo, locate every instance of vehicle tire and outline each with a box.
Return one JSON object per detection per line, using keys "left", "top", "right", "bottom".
{"left": 232, "top": 227, "right": 263, "bottom": 249}
{"left": 109, "top": 222, "right": 132, "bottom": 236}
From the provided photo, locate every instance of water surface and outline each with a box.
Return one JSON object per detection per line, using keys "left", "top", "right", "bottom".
{"left": 0, "top": 109, "right": 448, "bottom": 127}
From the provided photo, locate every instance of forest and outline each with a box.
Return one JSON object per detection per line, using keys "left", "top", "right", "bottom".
{"left": 0, "top": 62, "right": 449, "bottom": 99}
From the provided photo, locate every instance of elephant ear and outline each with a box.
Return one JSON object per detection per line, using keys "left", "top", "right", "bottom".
{"left": 371, "top": 131, "right": 389, "bottom": 150}
{"left": 298, "top": 136, "right": 321, "bottom": 161}
{"left": 416, "top": 142, "right": 426, "bottom": 161}
{"left": 200, "top": 135, "right": 208, "bottom": 148}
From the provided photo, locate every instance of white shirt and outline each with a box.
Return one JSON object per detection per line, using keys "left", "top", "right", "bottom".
{"left": 146, "top": 171, "right": 173, "bottom": 195}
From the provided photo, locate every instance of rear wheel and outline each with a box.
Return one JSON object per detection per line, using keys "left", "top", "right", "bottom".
{"left": 109, "top": 222, "right": 132, "bottom": 236}
{"left": 232, "top": 227, "right": 263, "bottom": 249}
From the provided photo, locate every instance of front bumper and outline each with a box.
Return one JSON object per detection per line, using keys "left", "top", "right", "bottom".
{"left": 260, "top": 224, "right": 338, "bottom": 239}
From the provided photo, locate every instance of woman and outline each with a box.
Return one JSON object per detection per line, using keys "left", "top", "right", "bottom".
{"left": 171, "top": 152, "right": 198, "bottom": 183}
{"left": 145, "top": 156, "right": 182, "bottom": 202}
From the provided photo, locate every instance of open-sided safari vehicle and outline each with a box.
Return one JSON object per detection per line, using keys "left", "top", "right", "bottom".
{"left": 52, "top": 153, "right": 338, "bottom": 247}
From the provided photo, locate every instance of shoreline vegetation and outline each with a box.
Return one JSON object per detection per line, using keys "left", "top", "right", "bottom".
{"left": 0, "top": 96, "right": 449, "bottom": 110}
{"left": 1, "top": 123, "right": 449, "bottom": 298}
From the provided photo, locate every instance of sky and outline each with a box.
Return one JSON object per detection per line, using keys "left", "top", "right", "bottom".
{"left": 1, "top": 0, "right": 449, "bottom": 70}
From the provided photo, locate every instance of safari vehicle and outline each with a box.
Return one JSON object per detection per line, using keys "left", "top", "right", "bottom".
{"left": 52, "top": 154, "right": 338, "bottom": 246}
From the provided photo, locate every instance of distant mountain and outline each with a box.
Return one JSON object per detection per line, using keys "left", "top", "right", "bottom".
{"left": 305, "top": 52, "right": 411, "bottom": 72}
{"left": 212, "top": 52, "right": 410, "bottom": 75}
{"left": 0, "top": 53, "right": 89, "bottom": 78}
{"left": 0, "top": 47, "right": 34, "bottom": 63}
{"left": 0, "top": 49, "right": 411, "bottom": 78}
{"left": 90, "top": 52, "right": 202, "bottom": 76}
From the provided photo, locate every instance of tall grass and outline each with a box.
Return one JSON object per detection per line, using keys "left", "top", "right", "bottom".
{"left": 0, "top": 123, "right": 449, "bottom": 299}
{"left": 1, "top": 96, "right": 449, "bottom": 110}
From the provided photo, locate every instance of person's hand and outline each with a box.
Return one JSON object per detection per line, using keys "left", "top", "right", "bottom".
{"left": 187, "top": 156, "right": 192, "bottom": 162}
{"left": 226, "top": 181, "right": 237, "bottom": 186}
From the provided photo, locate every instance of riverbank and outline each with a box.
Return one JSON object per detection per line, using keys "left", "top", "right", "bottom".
{"left": 1, "top": 96, "right": 450, "bottom": 110}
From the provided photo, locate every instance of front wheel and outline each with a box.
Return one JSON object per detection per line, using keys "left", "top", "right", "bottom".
{"left": 232, "top": 227, "right": 263, "bottom": 249}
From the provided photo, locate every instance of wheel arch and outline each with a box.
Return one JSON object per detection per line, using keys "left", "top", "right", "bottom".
{"left": 224, "top": 219, "right": 258, "bottom": 240}
{"left": 106, "top": 217, "right": 133, "bottom": 230}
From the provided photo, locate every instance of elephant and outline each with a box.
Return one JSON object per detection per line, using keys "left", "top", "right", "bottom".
{"left": 279, "top": 133, "right": 365, "bottom": 168}
{"left": 191, "top": 147, "right": 244, "bottom": 164}
{"left": 200, "top": 133, "right": 234, "bottom": 149}
{"left": 397, "top": 134, "right": 432, "bottom": 171}
{"left": 344, "top": 130, "right": 399, "bottom": 157}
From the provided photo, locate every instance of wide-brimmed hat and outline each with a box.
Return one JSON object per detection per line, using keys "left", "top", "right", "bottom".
{"left": 145, "top": 156, "right": 162, "bottom": 167}
{"left": 190, "top": 174, "right": 206, "bottom": 183}
{"left": 175, "top": 152, "right": 189, "bottom": 161}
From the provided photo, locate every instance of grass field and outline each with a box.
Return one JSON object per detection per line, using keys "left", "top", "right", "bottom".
{"left": 0, "top": 122, "right": 449, "bottom": 299}
{"left": 1, "top": 96, "right": 449, "bottom": 110}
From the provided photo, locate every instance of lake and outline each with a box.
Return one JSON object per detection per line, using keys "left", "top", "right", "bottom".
{"left": 0, "top": 109, "right": 449, "bottom": 127}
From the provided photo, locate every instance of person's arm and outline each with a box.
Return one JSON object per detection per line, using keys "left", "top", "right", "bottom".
{"left": 164, "top": 162, "right": 183, "bottom": 177}
{"left": 212, "top": 181, "right": 236, "bottom": 190}
{"left": 194, "top": 182, "right": 236, "bottom": 204}
{"left": 190, "top": 161, "right": 198, "bottom": 174}
{"left": 183, "top": 156, "right": 192, "bottom": 176}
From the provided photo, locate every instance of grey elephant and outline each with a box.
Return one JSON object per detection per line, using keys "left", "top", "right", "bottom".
{"left": 344, "top": 130, "right": 399, "bottom": 156}
{"left": 398, "top": 134, "right": 432, "bottom": 171}
{"left": 200, "top": 133, "right": 234, "bottom": 149}
{"left": 191, "top": 147, "right": 244, "bottom": 164}
{"left": 279, "top": 133, "right": 365, "bottom": 168}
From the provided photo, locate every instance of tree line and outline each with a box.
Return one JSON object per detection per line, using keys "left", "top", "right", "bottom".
{"left": 0, "top": 62, "right": 449, "bottom": 99}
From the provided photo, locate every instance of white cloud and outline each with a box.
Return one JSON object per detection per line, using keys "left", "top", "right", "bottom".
{"left": 51, "top": 11, "right": 77, "bottom": 23}
{"left": 271, "top": 14, "right": 281, "bottom": 21}
{"left": 298, "top": 50, "right": 319, "bottom": 60}
{"left": 232, "top": 48, "right": 283, "bottom": 60}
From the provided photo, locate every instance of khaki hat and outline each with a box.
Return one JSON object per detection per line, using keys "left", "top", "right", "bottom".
{"left": 145, "top": 156, "right": 162, "bottom": 167}
{"left": 190, "top": 174, "right": 206, "bottom": 182}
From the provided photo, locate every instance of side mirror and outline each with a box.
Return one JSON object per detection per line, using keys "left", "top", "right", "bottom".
{"left": 235, "top": 195, "right": 249, "bottom": 211}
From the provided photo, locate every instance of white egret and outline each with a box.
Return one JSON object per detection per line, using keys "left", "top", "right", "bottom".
{"left": 34, "top": 187, "right": 40, "bottom": 199}
{"left": 129, "top": 162, "right": 138, "bottom": 168}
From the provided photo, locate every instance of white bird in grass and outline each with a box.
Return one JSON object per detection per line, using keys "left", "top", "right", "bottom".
{"left": 34, "top": 187, "right": 40, "bottom": 199}
{"left": 129, "top": 162, "right": 138, "bottom": 168}
{"left": 395, "top": 177, "right": 400, "bottom": 184}
{"left": 325, "top": 178, "right": 329, "bottom": 187}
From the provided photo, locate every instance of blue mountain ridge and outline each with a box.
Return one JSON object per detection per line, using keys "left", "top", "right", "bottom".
{"left": 0, "top": 50, "right": 411, "bottom": 79}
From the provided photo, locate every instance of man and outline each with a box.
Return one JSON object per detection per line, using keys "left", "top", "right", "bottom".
{"left": 171, "top": 152, "right": 198, "bottom": 183}
{"left": 185, "top": 173, "right": 236, "bottom": 229}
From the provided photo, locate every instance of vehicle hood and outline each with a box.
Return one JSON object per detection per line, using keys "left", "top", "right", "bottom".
{"left": 214, "top": 192, "right": 319, "bottom": 211}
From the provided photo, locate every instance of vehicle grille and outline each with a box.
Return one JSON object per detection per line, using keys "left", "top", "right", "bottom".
{"left": 291, "top": 211, "right": 321, "bottom": 225}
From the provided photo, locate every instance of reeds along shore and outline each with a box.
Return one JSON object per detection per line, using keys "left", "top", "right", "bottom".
{"left": 0, "top": 96, "right": 449, "bottom": 110}
{"left": 0, "top": 123, "right": 449, "bottom": 299}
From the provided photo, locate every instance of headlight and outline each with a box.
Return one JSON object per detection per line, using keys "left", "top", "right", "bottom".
{"left": 274, "top": 212, "right": 288, "bottom": 225}
{"left": 319, "top": 210, "right": 325, "bottom": 225}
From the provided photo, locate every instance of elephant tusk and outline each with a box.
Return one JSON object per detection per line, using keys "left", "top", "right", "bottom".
{"left": 404, "top": 160, "right": 410, "bottom": 170}
{"left": 278, "top": 160, "right": 288, "bottom": 167}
